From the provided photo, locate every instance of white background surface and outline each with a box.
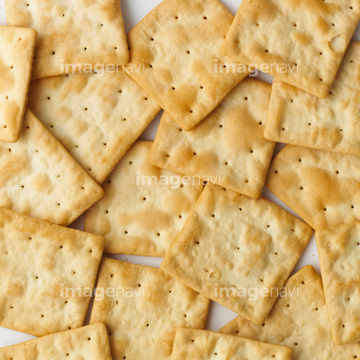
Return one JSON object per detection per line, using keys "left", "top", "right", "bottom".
{"left": 0, "top": 0, "right": 360, "bottom": 349}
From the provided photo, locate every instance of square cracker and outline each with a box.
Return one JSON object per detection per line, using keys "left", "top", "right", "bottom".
{"left": 161, "top": 184, "right": 313, "bottom": 324}
{"left": 0, "top": 109, "right": 104, "bottom": 226}
{"left": 4, "top": 0, "right": 129, "bottom": 79}
{"left": 266, "top": 144, "right": 360, "bottom": 230}
{"left": 27, "top": 72, "right": 161, "bottom": 184}
{"left": 149, "top": 78, "right": 275, "bottom": 198}
{"left": 0, "top": 25, "right": 36, "bottom": 142}
{"left": 265, "top": 42, "right": 360, "bottom": 156}
{"left": 220, "top": 266, "right": 360, "bottom": 360}
{"left": 127, "top": 0, "right": 249, "bottom": 131}
{"left": 90, "top": 258, "right": 209, "bottom": 360}
{"left": 0, "top": 323, "right": 113, "bottom": 359}
{"left": 0, "top": 208, "right": 104, "bottom": 336}
{"left": 316, "top": 222, "right": 360, "bottom": 345}
{"left": 84, "top": 141, "right": 203, "bottom": 256}
{"left": 221, "top": 0, "right": 360, "bottom": 98}
{"left": 171, "top": 328, "right": 293, "bottom": 360}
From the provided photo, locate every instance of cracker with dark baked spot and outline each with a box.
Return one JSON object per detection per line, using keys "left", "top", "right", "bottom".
{"left": 150, "top": 78, "right": 275, "bottom": 198}
{"left": 265, "top": 42, "right": 360, "bottom": 156}
{"left": 127, "top": 0, "right": 249, "bottom": 131}
{"left": 266, "top": 144, "right": 360, "bottom": 229}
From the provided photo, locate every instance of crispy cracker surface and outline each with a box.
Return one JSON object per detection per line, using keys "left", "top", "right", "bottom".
{"left": 4, "top": 0, "right": 129, "bottom": 79}
{"left": 221, "top": 266, "right": 360, "bottom": 359}
{"left": 127, "top": 0, "right": 249, "bottom": 130}
{"left": 0, "top": 25, "right": 36, "bottom": 142}
{"left": 0, "top": 109, "right": 104, "bottom": 226}
{"left": 161, "top": 184, "right": 312, "bottom": 324}
{"left": 85, "top": 141, "right": 203, "bottom": 256}
{"left": 222, "top": 0, "right": 360, "bottom": 98}
{"left": 28, "top": 72, "right": 160, "bottom": 184}
{"left": 90, "top": 258, "right": 209, "bottom": 360}
{"left": 149, "top": 78, "right": 275, "bottom": 198}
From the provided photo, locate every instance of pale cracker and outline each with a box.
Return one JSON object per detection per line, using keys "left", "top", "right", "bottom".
{"left": 316, "top": 222, "right": 360, "bottom": 345}
{"left": 0, "top": 109, "right": 104, "bottom": 226}
{"left": 90, "top": 258, "right": 210, "bottom": 360}
{"left": 171, "top": 328, "right": 293, "bottom": 360}
{"left": 266, "top": 144, "right": 360, "bottom": 230}
{"left": 84, "top": 141, "right": 203, "bottom": 256}
{"left": 222, "top": 0, "right": 360, "bottom": 98}
{"left": 0, "top": 323, "right": 113, "bottom": 360}
{"left": 4, "top": 0, "right": 129, "bottom": 79}
{"left": 0, "top": 208, "right": 104, "bottom": 336}
{"left": 149, "top": 78, "right": 275, "bottom": 198}
{"left": 0, "top": 25, "right": 36, "bottom": 142}
{"left": 265, "top": 42, "right": 360, "bottom": 156}
{"left": 161, "top": 184, "right": 313, "bottom": 324}
{"left": 127, "top": 0, "right": 249, "bottom": 131}
{"left": 220, "top": 266, "right": 360, "bottom": 359}
{"left": 27, "top": 72, "right": 160, "bottom": 184}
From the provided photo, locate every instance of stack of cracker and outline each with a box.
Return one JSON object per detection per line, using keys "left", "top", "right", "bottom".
{"left": 0, "top": 0, "right": 360, "bottom": 359}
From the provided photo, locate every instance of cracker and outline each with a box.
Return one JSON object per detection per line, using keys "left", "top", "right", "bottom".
{"left": 27, "top": 73, "right": 160, "bottom": 184}
{"left": 266, "top": 144, "right": 360, "bottom": 230}
{"left": 0, "top": 25, "right": 36, "bottom": 142}
{"left": 222, "top": 0, "right": 360, "bottom": 98}
{"left": 0, "top": 208, "right": 104, "bottom": 336}
{"left": 161, "top": 184, "right": 313, "bottom": 324}
{"left": 149, "top": 78, "right": 275, "bottom": 198}
{"left": 0, "top": 109, "right": 104, "bottom": 226}
{"left": 0, "top": 323, "right": 113, "bottom": 359}
{"left": 265, "top": 42, "right": 360, "bottom": 156}
{"left": 220, "top": 265, "right": 360, "bottom": 359}
{"left": 126, "top": 0, "right": 249, "bottom": 131}
{"left": 4, "top": 0, "right": 129, "bottom": 79}
{"left": 90, "top": 258, "right": 209, "bottom": 360}
{"left": 316, "top": 222, "right": 360, "bottom": 345}
{"left": 84, "top": 141, "right": 203, "bottom": 256}
{"left": 171, "top": 328, "right": 293, "bottom": 360}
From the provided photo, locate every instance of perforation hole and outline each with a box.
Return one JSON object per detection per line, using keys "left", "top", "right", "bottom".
{"left": 187, "top": 50, "right": 190, "bottom": 54}
{"left": 51, "top": 51, "right": 55, "bottom": 55}
{"left": 203, "top": 16, "right": 207, "bottom": 20}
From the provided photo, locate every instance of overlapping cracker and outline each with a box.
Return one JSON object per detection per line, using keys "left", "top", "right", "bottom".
{"left": 265, "top": 42, "right": 360, "bottom": 155}
{"left": 222, "top": 0, "right": 360, "bottom": 98}
{"left": 171, "top": 328, "right": 293, "bottom": 360}
{"left": 0, "top": 25, "right": 36, "bottom": 142}
{"left": 161, "top": 184, "right": 313, "bottom": 324}
{"left": 27, "top": 72, "right": 160, "bottom": 184}
{"left": 0, "top": 323, "right": 113, "bottom": 359}
{"left": 4, "top": 0, "right": 129, "bottom": 79}
{"left": 266, "top": 144, "right": 360, "bottom": 230}
{"left": 84, "top": 141, "right": 203, "bottom": 256}
{"left": 149, "top": 78, "right": 275, "bottom": 198}
{"left": 127, "top": 0, "right": 249, "bottom": 131}
{"left": 0, "top": 208, "right": 105, "bottom": 336}
{"left": 90, "top": 258, "right": 209, "bottom": 360}
{"left": 316, "top": 222, "right": 360, "bottom": 345}
{"left": 0, "top": 109, "right": 104, "bottom": 226}
{"left": 220, "top": 266, "right": 360, "bottom": 359}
